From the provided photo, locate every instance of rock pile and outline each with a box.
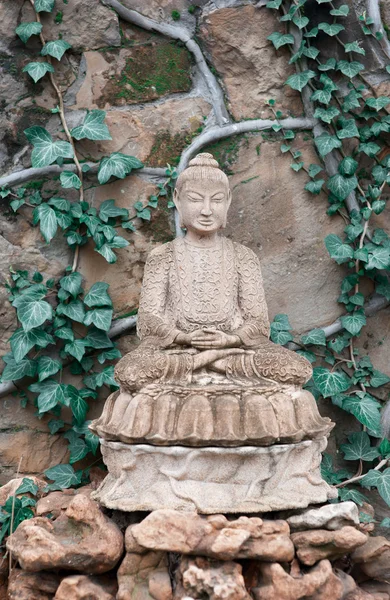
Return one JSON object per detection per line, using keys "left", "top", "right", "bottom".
{"left": 2, "top": 483, "right": 390, "bottom": 600}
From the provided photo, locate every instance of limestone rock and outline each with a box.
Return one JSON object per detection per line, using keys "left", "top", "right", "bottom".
{"left": 0, "top": 0, "right": 24, "bottom": 52}
{"left": 35, "top": 486, "right": 92, "bottom": 518}
{"left": 351, "top": 536, "right": 390, "bottom": 582}
{"left": 94, "top": 438, "right": 336, "bottom": 513}
{"left": 175, "top": 556, "right": 251, "bottom": 600}
{"left": 54, "top": 575, "right": 118, "bottom": 600}
{"left": 287, "top": 502, "right": 360, "bottom": 531}
{"left": 130, "top": 509, "right": 294, "bottom": 561}
{"left": 344, "top": 589, "right": 379, "bottom": 600}
{"left": 7, "top": 569, "right": 61, "bottom": 600}
{"left": 360, "top": 580, "right": 390, "bottom": 599}
{"left": 251, "top": 560, "right": 355, "bottom": 600}
{"left": 7, "top": 494, "right": 124, "bottom": 573}
{"left": 117, "top": 550, "right": 172, "bottom": 600}
{"left": 291, "top": 526, "right": 367, "bottom": 566}
{"left": 199, "top": 5, "right": 302, "bottom": 120}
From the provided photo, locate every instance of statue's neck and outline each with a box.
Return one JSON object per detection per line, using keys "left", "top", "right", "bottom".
{"left": 183, "top": 230, "right": 222, "bottom": 248}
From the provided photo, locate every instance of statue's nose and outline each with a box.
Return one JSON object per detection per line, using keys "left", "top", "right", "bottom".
{"left": 201, "top": 206, "right": 212, "bottom": 216}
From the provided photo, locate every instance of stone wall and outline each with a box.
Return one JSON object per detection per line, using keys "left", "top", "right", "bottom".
{"left": 0, "top": 0, "right": 389, "bottom": 486}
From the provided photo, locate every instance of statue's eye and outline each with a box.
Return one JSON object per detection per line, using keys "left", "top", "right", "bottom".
{"left": 188, "top": 195, "right": 203, "bottom": 202}
{"left": 212, "top": 195, "right": 224, "bottom": 203}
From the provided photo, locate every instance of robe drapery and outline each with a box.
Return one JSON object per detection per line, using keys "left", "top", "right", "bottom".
{"left": 114, "top": 237, "right": 312, "bottom": 391}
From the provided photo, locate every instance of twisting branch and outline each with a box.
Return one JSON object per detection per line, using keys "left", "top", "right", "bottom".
{"left": 100, "top": 0, "right": 229, "bottom": 126}
{"left": 366, "top": 0, "right": 390, "bottom": 59}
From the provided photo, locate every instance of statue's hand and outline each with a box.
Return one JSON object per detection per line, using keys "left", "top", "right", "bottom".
{"left": 193, "top": 348, "right": 246, "bottom": 371}
{"left": 191, "top": 328, "right": 241, "bottom": 350}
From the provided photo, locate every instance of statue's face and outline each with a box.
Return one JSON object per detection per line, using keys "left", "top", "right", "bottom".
{"left": 174, "top": 179, "right": 231, "bottom": 235}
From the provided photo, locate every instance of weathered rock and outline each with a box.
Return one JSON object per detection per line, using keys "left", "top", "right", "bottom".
{"left": 351, "top": 536, "right": 390, "bottom": 583}
{"left": 175, "top": 556, "right": 251, "bottom": 600}
{"left": 7, "top": 494, "right": 124, "bottom": 574}
{"left": 287, "top": 502, "right": 359, "bottom": 531}
{"left": 121, "top": 0, "right": 195, "bottom": 29}
{"left": 129, "top": 509, "right": 294, "bottom": 561}
{"left": 0, "top": 476, "right": 45, "bottom": 505}
{"left": 199, "top": 5, "right": 302, "bottom": 120}
{"left": 54, "top": 575, "right": 118, "bottom": 600}
{"left": 251, "top": 560, "right": 355, "bottom": 600}
{"left": 344, "top": 590, "right": 378, "bottom": 600}
{"left": 35, "top": 486, "right": 92, "bottom": 518}
{"left": 360, "top": 580, "right": 390, "bottom": 600}
{"left": 291, "top": 526, "right": 367, "bottom": 566}
{"left": 117, "top": 550, "right": 172, "bottom": 600}
{"left": 7, "top": 569, "right": 61, "bottom": 600}
{"left": 0, "top": 0, "right": 24, "bottom": 52}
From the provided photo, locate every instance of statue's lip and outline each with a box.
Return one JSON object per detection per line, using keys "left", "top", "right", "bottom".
{"left": 198, "top": 219, "right": 214, "bottom": 225}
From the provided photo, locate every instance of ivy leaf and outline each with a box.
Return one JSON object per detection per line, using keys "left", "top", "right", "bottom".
{"left": 370, "top": 370, "right": 390, "bottom": 387}
{"left": 341, "top": 311, "right": 366, "bottom": 335}
{"left": 337, "top": 119, "right": 360, "bottom": 140}
{"left": 22, "top": 61, "right": 54, "bottom": 83}
{"left": 343, "top": 393, "right": 382, "bottom": 433}
{"left": 64, "top": 340, "right": 87, "bottom": 362}
{"left": 98, "top": 153, "right": 143, "bottom": 184}
{"left": 97, "top": 347, "right": 122, "bottom": 363}
{"left": 325, "top": 234, "right": 354, "bottom": 264}
{"left": 48, "top": 419, "right": 65, "bottom": 434}
{"left": 330, "top": 4, "right": 349, "bottom": 16}
{"left": 48, "top": 197, "right": 70, "bottom": 211}
{"left": 69, "top": 393, "right": 89, "bottom": 425}
{"left": 339, "top": 157, "right": 358, "bottom": 176}
{"left": 367, "top": 246, "right": 390, "bottom": 270}
{"left": 10, "top": 328, "right": 54, "bottom": 363}
{"left": 314, "top": 106, "right": 340, "bottom": 124}
{"left": 327, "top": 174, "right": 358, "bottom": 200}
{"left": 44, "top": 464, "right": 81, "bottom": 490}
{"left": 84, "top": 308, "right": 113, "bottom": 331}
{"left": 337, "top": 60, "right": 365, "bottom": 78}
{"left": 16, "top": 22, "right": 43, "bottom": 43}
{"left": 313, "top": 367, "right": 351, "bottom": 397}
{"left": 293, "top": 15, "right": 309, "bottom": 28}
{"left": 318, "top": 58, "right": 337, "bottom": 71}
{"left": 314, "top": 133, "right": 342, "bottom": 157}
{"left": 55, "top": 327, "right": 74, "bottom": 342}
{"left": 59, "top": 272, "right": 83, "bottom": 298}
{"left": 57, "top": 300, "right": 86, "bottom": 323}
{"left": 34, "top": 0, "right": 55, "bottom": 12}
{"left": 311, "top": 89, "right": 332, "bottom": 104}
{"left": 318, "top": 22, "right": 345, "bottom": 36}
{"left": 60, "top": 172, "right": 82, "bottom": 189}
{"left": 99, "top": 199, "right": 129, "bottom": 223}
{"left": 305, "top": 179, "right": 325, "bottom": 194}
{"left": 41, "top": 40, "right": 72, "bottom": 61}
{"left": 84, "top": 282, "right": 113, "bottom": 308}
{"left": 67, "top": 436, "right": 88, "bottom": 464}
{"left": 340, "top": 432, "right": 380, "bottom": 461}
{"left": 17, "top": 298, "right": 53, "bottom": 332}
{"left": 24, "top": 126, "right": 73, "bottom": 168}
{"left": 270, "top": 314, "right": 293, "bottom": 345}
{"left": 267, "top": 32, "right": 295, "bottom": 49}
{"left": 338, "top": 488, "right": 367, "bottom": 505}
{"left": 285, "top": 70, "right": 316, "bottom": 91}
{"left": 358, "top": 142, "right": 381, "bottom": 157}
{"left": 344, "top": 41, "right": 366, "bottom": 55}
{"left": 365, "top": 96, "right": 390, "bottom": 111}
{"left": 95, "top": 244, "right": 117, "bottom": 263}
{"left": 362, "top": 468, "right": 390, "bottom": 506}
{"left": 33, "top": 203, "right": 58, "bottom": 243}
{"left": 16, "top": 478, "right": 39, "bottom": 496}
{"left": 1, "top": 357, "right": 37, "bottom": 382}
{"left": 308, "top": 164, "right": 323, "bottom": 178}
{"left": 70, "top": 110, "right": 111, "bottom": 141}
{"left": 301, "top": 328, "right": 326, "bottom": 346}
{"left": 30, "top": 379, "right": 68, "bottom": 413}
{"left": 37, "top": 356, "right": 62, "bottom": 382}
{"left": 83, "top": 327, "right": 113, "bottom": 349}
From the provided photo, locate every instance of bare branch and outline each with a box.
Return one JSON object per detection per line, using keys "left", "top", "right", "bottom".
{"left": 366, "top": 0, "right": 390, "bottom": 60}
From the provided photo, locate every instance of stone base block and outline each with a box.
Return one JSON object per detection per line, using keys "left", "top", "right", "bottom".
{"left": 93, "top": 439, "right": 337, "bottom": 513}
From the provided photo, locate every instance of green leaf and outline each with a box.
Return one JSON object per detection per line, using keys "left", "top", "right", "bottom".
{"left": 31, "top": 379, "right": 68, "bottom": 413}
{"left": 15, "top": 478, "right": 39, "bottom": 496}
{"left": 266, "top": 0, "right": 282, "bottom": 7}
{"left": 308, "top": 164, "right": 323, "bottom": 178}
{"left": 367, "top": 246, "right": 390, "bottom": 270}
{"left": 48, "top": 197, "right": 70, "bottom": 211}
{"left": 267, "top": 32, "right": 295, "bottom": 49}
{"left": 59, "top": 272, "right": 83, "bottom": 298}
{"left": 17, "top": 297, "right": 53, "bottom": 332}
{"left": 33, "top": 203, "right": 58, "bottom": 243}
{"left": 338, "top": 488, "right": 367, "bottom": 505}
{"left": 340, "top": 432, "right": 380, "bottom": 461}
{"left": 365, "top": 96, "right": 390, "bottom": 111}
{"left": 34, "top": 0, "right": 55, "bottom": 12}
{"left": 99, "top": 199, "right": 129, "bottom": 223}
{"left": 16, "top": 22, "right": 43, "bottom": 43}
{"left": 22, "top": 61, "right": 54, "bottom": 83}
{"left": 341, "top": 310, "right": 366, "bottom": 335}
{"left": 380, "top": 439, "right": 390, "bottom": 458}
{"left": 84, "top": 308, "right": 113, "bottom": 331}
{"left": 24, "top": 126, "right": 73, "bottom": 168}
{"left": 57, "top": 299, "right": 85, "bottom": 323}
{"left": 293, "top": 15, "right": 309, "bottom": 28}
{"left": 48, "top": 419, "right": 65, "bottom": 434}
{"left": 69, "top": 393, "right": 89, "bottom": 425}
{"left": 370, "top": 370, "right": 390, "bottom": 387}
{"left": 84, "top": 282, "right": 113, "bottom": 308}
{"left": 66, "top": 435, "right": 89, "bottom": 464}
{"left": 305, "top": 179, "right": 325, "bottom": 194}
{"left": 327, "top": 174, "right": 358, "bottom": 200}
{"left": 95, "top": 244, "right": 117, "bottom": 263}
{"left": 44, "top": 464, "right": 81, "bottom": 489}
{"left": 98, "top": 153, "right": 143, "bottom": 185}
{"left": 311, "top": 89, "right": 332, "bottom": 104}
{"left": 343, "top": 393, "right": 382, "bottom": 433}
{"left": 330, "top": 4, "right": 349, "bottom": 16}
{"left": 10, "top": 328, "right": 54, "bottom": 363}
{"left": 313, "top": 367, "right": 351, "bottom": 398}
{"left": 314, "top": 106, "right": 340, "bottom": 124}
{"left": 41, "top": 40, "right": 72, "bottom": 61}
{"left": 337, "top": 60, "right": 365, "bottom": 78}
{"left": 301, "top": 328, "right": 326, "bottom": 346}
{"left": 325, "top": 234, "right": 354, "bottom": 264}
{"left": 337, "top": 119, "right": 359, "bottom": 140}
{"left": 37, "top": 356, "right": 62, "bottom": 382}
{"left": 55, "top": 327, "right": 74, "bottom": 341}
{"left": 339, "top": 157, "right": 358, "bottom": 176}
{"left": 83, "top": 327, "right": 113, "bottom": 349}
{"left": 1, "top": 357, "right": 37, "bottom": 382}
{"left": 97, "top": 347, "right": 121, "bottom": 363}
{"left": 344, "top": 41, "right": 366, "bottom": 55}
{"left": 315, "top": 133, "right": 342, "bottom": 157}
{"left": 318, "top": 22, "right": 345, "bottom": 36}
{"left": 285, "top": 70, "right": 316, "bottom": 92}
{"left": 60, "top": 172, "right": 82, "bottom": 189}
{"left": 317, "top": 58, "right": 337, "bottom": 71}
{"left": 70, "top": 110, "right": 111, "bottom": 141}
{"left": 64, "top": 340, "right": 87, "bottom": 362}
{"left": 358, "top": 142, "right": 381, "bottom": 157}
{"left": 362, "top": 468, "right": 390, "bottom": 507}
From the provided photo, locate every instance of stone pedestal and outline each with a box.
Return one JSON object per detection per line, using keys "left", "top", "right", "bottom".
{"left": 92, "top": 438, "right": 337, "bottom": 513}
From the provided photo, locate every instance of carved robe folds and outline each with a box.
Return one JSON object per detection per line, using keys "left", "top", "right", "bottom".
{"left": 91, "top": 237, "right": 336, "bottom": 513}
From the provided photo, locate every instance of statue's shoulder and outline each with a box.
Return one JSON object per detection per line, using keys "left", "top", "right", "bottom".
{"left": 230, "top": 239, "right": 260, "bottom": 263}
{"left": 147, "top": 241, "right": 175, "bottom": 261}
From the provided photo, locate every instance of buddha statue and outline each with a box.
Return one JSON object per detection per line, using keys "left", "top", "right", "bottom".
{"left": 91, "top": 153, "right": 336, "bottom": 514}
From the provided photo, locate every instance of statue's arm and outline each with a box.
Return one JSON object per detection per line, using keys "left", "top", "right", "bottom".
{"left": 232, "top": 244, "right": 270, "bottom": 347}
{"left": 137, "top": 245, "right": 182, "bottom": 347}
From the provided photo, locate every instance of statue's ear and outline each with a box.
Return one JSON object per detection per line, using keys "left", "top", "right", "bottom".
{"left": 173, "top": 187, "right": 180, "bottom": 209}
{"left": 226, "top": 189, "right": 232, "bottom": 211}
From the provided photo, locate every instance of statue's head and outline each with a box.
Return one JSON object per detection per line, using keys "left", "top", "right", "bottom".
{"left": 174, "top": 153, "right": 231, "bottom": 234}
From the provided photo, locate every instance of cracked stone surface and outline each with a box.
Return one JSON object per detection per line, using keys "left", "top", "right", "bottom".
{"left": 291, "top": 526, "right": 368, "bottom": 566}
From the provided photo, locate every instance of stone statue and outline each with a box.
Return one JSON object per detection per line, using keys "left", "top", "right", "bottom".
{"left": 91, "top": 153, "right": 336, "bottom": 513}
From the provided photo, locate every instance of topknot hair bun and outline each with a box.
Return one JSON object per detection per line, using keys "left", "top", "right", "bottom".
{"left": 188, "top": 153, "right": 220, "bottom": 169}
